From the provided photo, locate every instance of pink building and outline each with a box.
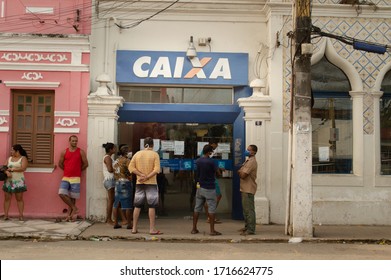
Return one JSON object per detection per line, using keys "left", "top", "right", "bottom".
{"left": 0, "top": 0, "right": 91, "bottom": 218}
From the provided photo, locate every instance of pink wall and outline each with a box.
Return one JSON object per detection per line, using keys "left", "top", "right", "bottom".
{"left": 0, "top": 1, "right": 91, "bottom": 219}
{"left": 0, "top": 0, "right": 91, "bottom": 35}
{"left": 0, "top": 68, "right": 90, "bottom": 219}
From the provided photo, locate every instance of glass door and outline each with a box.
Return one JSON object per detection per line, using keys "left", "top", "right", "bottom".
{"left": 118, "top": 122, "right": 234, "bottom": 217}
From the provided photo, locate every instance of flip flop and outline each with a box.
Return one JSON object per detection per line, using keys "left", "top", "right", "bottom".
{"left": 209, "top": 231, "right": 222, "bottom": 236}
{"left": 191, "top": 229, "right": 199, "bottom": 234}
{"left": 150, "top": 230, "right": 163, "bottom": 235}
{"left": 131, "top": 230, "right": 138, "bottom": 234}
{"left": 113, "top": 224, "right": 122, "bottom": 229}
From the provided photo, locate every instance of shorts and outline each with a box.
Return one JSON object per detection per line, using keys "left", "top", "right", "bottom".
{"left": 58, "top": 177, "right": 80, "bottom": 199}
{"left": 194, "top": 188, "right": 217, "bottom": 214}
{"left": 113, "top": 180, "right": 133, "bottom": 209}
{"left": 103, "top": 178, "right": 115, "bottom": 191}
{"left": 134, "top": 184, "right": 159, "bottom": 208}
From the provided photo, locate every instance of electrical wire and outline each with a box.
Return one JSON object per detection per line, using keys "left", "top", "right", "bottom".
{"left": 311, "top": 25, "right": 391, "bottom": 53}
{"left": 0, "top": 0, "right": 185, "bottom": 47}
{"left": 115, "top": 0, "right": 180, "bottom": 29}
{"left": 0, "top": 1, "right": 183, "bottom": 33}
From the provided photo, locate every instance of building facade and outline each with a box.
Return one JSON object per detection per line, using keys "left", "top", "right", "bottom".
{"left": 3, "top": 0, "right": 391, "bottom": 227}
{"left": 88, "top": 0, "right": 391, "bottom": 227}
{"left": 0, "top": 0, "right": 91, "bottom": 218}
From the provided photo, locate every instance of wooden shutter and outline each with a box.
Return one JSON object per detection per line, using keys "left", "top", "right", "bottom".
{"left": 13, "top": 91, "right": 54, "bottom": 166}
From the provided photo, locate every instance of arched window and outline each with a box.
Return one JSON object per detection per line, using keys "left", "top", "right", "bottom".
{"left": 311, "top": 57, "right": 352, "bottom": 174}
{"left": 380, "top": 70, "right": 391, "bottom": 174}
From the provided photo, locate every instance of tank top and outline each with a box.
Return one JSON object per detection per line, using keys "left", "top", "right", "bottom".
{"left": 63, "top": 148, "right": 82, "bottom": 177}
{"left": 7, "top": 156, "right": 24, "bottom": 182}
{"left": 102, "top": 154, "right": 114, "bottom": 181}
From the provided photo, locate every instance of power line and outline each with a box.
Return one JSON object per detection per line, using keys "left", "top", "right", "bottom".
{"left": 115, "top": 0, "right": 180, "bottom": 29}
{"left": 311, "top": 25, "right": 390, "bottom": 54}
{"left": 0, "top": 0, "right": 184, "bottom": 45}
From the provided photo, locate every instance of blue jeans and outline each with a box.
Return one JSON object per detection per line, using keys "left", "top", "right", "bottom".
{"left": 113, "top": 180, "right": 133, "bottom": 209}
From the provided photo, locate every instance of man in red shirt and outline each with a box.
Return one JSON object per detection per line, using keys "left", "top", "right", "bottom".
{"left": 58, "top": 135, "right": 88, "bottom": 221}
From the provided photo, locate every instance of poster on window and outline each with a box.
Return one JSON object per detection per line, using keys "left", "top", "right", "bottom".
{"left": 174, "top": 141, "right": 185, "bottom": 155}
{"left": 161, "top": 140, "right": 175, "bottom": 151}
{"left": 319, "top": 147, "right": 330, "bottom": 162}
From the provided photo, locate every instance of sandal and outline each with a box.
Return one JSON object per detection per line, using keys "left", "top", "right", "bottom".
{"left": 209, "top": 231, "right": 222, "bottom": 236}
{"left": 150, "top": 230, "right": 163, "bottom": 235}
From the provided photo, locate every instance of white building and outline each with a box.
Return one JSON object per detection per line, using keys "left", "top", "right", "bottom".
{"left": 87, "top": 0, "right": 391, "bottom": 228}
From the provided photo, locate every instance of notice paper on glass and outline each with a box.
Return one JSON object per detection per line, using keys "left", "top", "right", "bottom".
{"left": 319, "top": 146, "right": 330, "bottom": 162}
{"left": 174, "top": 141, "right": 185, "bottom": 155}
{"left": 218, "top": 143, "right": 231, "bottom": 154}
{"left": 161, "top": 140, "right": 175, "bottom": 151}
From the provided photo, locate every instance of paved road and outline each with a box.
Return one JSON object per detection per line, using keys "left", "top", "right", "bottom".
{"left": 1, "top": 240, "right": 390, "bottom": 260}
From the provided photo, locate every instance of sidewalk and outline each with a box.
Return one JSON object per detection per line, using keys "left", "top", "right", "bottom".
{"left": 1, "top": 216, "right": 390, "bottom": 243}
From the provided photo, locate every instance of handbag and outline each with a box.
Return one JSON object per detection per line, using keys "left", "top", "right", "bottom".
{"left": 0, "top": 165, "right": 8, "bottom": 181}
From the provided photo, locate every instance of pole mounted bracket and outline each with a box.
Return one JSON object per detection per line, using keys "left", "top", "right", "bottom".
{"left": 301, "top": 43, "right": 313, "bottom": 55}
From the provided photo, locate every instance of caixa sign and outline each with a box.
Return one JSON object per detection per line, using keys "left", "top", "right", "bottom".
{"left": 116, "top": 50, "right": 248, "bottom": 86}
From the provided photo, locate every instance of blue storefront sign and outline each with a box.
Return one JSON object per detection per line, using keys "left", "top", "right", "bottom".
{"left": 116, "top": 50, "right": 248, "bottom": 86}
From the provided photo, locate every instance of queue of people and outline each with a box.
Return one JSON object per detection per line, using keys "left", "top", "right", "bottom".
{"left": 1, "top": 136, "right": 259, "bottom": 236}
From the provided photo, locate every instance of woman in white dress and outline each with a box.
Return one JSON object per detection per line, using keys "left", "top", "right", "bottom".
{"left": 3, "top": 144, "right": 28, "bottom": 221}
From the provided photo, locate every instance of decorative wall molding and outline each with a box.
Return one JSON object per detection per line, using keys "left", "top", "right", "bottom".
{"left": 3, "top": 81, "right": 60, "bottom": 88}
{"left": 0, "top": 127, "right": 9, "bottom": 132}
{"left": 0, "top": 64, "right": 89, "bottom": 72}
{"left": 0, "top": 117, "right": 8, "bottom": 125}
{"left": 54, "top": 127, "right": 80, "bottom": 133}
{"left": 55, "top": 111, "right": 80, "bottom": 117}
{"left": 56, "top": 118, "right": 78, "bottom": 127}
{"left": 1, "top": 52, "right": 68, "bottom": 63}
{"left": 22, "top": 72, "right": 43, "bottom": 80}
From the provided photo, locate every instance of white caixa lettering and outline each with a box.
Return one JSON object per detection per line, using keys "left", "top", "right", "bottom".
{"left": 132, "top": 56, "right": 231, "bottom": 80}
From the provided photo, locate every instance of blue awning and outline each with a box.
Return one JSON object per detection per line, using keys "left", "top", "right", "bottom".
{"left": 118, "top": 103, "right": 241, "bottom": 124}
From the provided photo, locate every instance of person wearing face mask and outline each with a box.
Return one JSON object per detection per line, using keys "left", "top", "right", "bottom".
{"left": 237, "top": 145, "right": 258, "bottom": 235}
{"left": 206, "top": 139, "right": 223, "bottom": 223}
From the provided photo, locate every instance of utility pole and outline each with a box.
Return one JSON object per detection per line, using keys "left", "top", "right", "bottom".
{"left": 289, "top": 0, "right": 313, "bottom": 237}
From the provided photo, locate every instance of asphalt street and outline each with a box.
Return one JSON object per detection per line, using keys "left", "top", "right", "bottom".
{"left": 1, "top": 240, "right": 390, "bottom": 260}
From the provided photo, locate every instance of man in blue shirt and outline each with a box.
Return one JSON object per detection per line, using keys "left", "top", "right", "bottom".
{"left": 191, "top": 144, "right": 221, "bottom": 236}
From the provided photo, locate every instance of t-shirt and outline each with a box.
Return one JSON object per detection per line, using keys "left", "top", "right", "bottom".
{"left": 129, "top": 149, "right": 160, "bottom": 185}
{"left": 239, "top": 156, "right": 258, "bottom": 194}
{"left": 195, "top": 157, "right": 217, "bottom": 189}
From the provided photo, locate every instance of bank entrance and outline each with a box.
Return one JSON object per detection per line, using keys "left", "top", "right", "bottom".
{"left": 118, "top": 122, "right": 234, "bottom": 217}
{"left": 116, "top": 84, "right": 250, "bottom": 219}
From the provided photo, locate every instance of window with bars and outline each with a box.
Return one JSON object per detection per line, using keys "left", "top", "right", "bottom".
{"left": 12, "top": 90, "right": 54, "bottom": 166}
